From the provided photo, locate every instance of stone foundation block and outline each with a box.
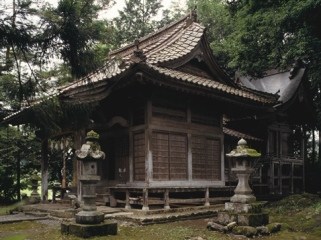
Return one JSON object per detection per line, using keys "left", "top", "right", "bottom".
{"left": 217, "top": 211, "right": 269, "bottom": 227}
{"left": 61, "top": 221, "right": 117, "bottom": 238}
{"left": 232, "top": 226, "right": 257, "bottom": 238}
{"left": 225, "top": 202, "right": 266, "bottom": 214}
{"left": 217, "top": 211, "right": 238, "bottom": 225}
{"left": 238, "top": 213, "right": 269, "bottom": 227}
{"left": 75, "top": 211, "right": 105, "bottom": 224}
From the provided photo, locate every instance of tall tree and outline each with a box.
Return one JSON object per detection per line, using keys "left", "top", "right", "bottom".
{"left": 187, "top": 0, "right": 234, "bottom": 73}
{"left": 222, "top": 0, "right": 321, "bottom": 79}
{"left": 0, "top": 125, "right": 40, "bottom": 202}
{"left": 40, "top": 0, "right": 114, "bottom": 80}
{"left": 157, "top": 1, "right": 188, "bottom": 28}
{"left": 112, "top": 0, "right": 163, "bottom": 47}
{"left": 0, "top": 0, "right": 42, "bottom": 113}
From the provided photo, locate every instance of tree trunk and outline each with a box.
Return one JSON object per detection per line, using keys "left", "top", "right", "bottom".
{"left": 16, "top": 154, "right": 21, "bottom": 201}
{"left": 319, "top": 130, "right": 321, "bottom": 162}
{"left": 41, "top": 138, "right": 49, "bottom": 202}
{"left": 312, "top": 128, "right": 316, "bottom": 165}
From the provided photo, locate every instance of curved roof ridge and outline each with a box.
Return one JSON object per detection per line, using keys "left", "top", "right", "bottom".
{"left": 109, "top": 12, "right": 192, "bottom": 58}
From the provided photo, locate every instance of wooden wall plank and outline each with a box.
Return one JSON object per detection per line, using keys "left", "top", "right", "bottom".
{"left": 133, "top": 132, "right": 146, "bottom": 181}
{"left": 192, "top": 136, "right": 221, "bottom": 180}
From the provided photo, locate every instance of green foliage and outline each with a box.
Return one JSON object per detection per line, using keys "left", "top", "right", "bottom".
{"left": 111, "top": 0, "right": 186, "bottom": 48}
{"left": 31, "top": 96, "right": 98, "bottom": 137}
{"left": 187, "top": 0, "right": 234, "bottom": 73}
{"left": 222, "top": 0, "right": 321, "bottom": 82}
{"left": 1, "top": 235, "right": 27, "bottom": 240}
{"left": 157, "top": 1, "right": 188, "bottom": 29}
{"left": 0, "top": 1, "right": 37, "bottom": 71}
{"left": 0, "top": 125, "right": 40, "bottom": 203}
{"left": 267, "top": 193, "right": 321, "bottom": 214}
{"left": 40, "top": 0, "right": 114, "bottom": 79}
{"left": 111, "top": 0, "right": 163, "bottom": 47}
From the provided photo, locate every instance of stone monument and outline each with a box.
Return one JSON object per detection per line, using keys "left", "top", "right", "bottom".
{"left": 61, "top": 130, "right": 117, "bottom": 238}
{"left": 217, "top": 138, "right": 269, "bottom": 227}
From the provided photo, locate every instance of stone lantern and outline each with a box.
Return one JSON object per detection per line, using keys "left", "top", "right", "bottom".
{"left": 226, "top": 138, "right": 260, "bottom": 204}
{"left": 217, "top": 138, "right": 269, "bottom": 227}
{"left": 29, "top": 170, "right": 41, "bottom": 204}
{"left": 61, "top": 130, "right": 117, "bottom": 238}
{"left": 75, "top": 130, "right": 106, "bottom": 224}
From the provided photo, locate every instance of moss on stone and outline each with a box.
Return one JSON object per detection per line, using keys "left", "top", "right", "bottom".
{"left": 232, "top": 226, "right": 257, "bottom": 237}
{"left": 266, "top": 223, "right": 281, "bottom": 233}
{"left": 61, "top": 221, "right": 117, "bottom": 238}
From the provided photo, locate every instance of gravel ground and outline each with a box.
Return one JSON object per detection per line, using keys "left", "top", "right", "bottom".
{"left": 0, "top": 213, "right": 39, "bottom": 221}
{"left": 0, "top": 212, "right": 62, "bottom": 228}
{"left": 36, "top": 219, "right": 61, "bottom": 227}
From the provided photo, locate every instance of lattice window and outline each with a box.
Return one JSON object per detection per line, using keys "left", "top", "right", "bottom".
{"left": 133, "top": 132, "right": 145, "bottom": 181}
{"left": 152, "top": 132, "right": 187, "bottom": 180}
{"left": 192, "top": 136, "right": 221, "bottom": 180}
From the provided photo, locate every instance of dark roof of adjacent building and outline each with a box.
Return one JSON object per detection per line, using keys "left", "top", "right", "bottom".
{"left": 239, "top": 68, "right": 306, "bottom": 106}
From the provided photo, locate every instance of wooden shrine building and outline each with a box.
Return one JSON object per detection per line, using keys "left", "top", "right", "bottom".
{"left": 3, "top": 13, "right": 315, "bottom": 209}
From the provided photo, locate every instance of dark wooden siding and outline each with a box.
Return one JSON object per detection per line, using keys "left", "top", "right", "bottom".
{"left": 115, "top": 135, "right": 129, "bottom": 180}
{"left": 192, "top": 136, "right": 221, "bottom": 180}
{"left": 132, "top": 104, "right": 145, "bottom": 126}
{"left": 191, "top": 106, "right": 220, "bottom": 127}
{"left": 133, "top": 132, "right": 145, "bottom": 181}
{"left": 152, "top": 132, "right": 187, "bottom": 180}
{"left": 152, "top": 99, "right": 187, "bottom": 122}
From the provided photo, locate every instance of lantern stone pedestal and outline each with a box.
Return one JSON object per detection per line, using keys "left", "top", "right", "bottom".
{"left": 217, "top": 139, "right": 269, "bottom": 227}
{"left": 61, "top": 130, "right": 117, "bottom": 238}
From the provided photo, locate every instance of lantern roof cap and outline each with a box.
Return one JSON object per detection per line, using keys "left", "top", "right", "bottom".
{"left": 226, "top": 138, "right": 261, "bottom": 158}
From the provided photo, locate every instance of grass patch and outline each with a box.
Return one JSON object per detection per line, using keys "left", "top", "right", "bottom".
{"left": 1, "top": 235, "right": 27, "bottom": 240}
{"left": 265, "top": 193, "right": 321, "bottom": 239}
{"left": 0, "top": 202, "right": 26, "bottom": 216}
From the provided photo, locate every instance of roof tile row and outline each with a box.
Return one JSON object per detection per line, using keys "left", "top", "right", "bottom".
{"left": 148, "top": 65, "right": 277, "bottom": 104}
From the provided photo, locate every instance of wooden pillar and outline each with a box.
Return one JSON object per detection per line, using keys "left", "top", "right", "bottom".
{"left": 204, "top": 187, "right": 210, "bottom": 206}
{"left": 129, "top": 131, "right": 134, "bottom": 182}
{"left": 187, "top": 134, "right": 192, "bottom": 181}
{"left": 109, "top": 189, "right": 117, "bottom": 207}
{"left": 41, "top": 138, "right": 49, "bottom": 202}
{"left": 146, "top": 99, "right": 153, "bottom": 184}
{"left": 279, "top": 161, "right": 282, "bottom": 194}
{"left": 74, "top": 129, "right": 86, "bottom": 201}
{"left": 125, "top": 189, "right": 131, "bottom": 209}
{"left": 146, "top": 129, "right": 153, "bottom": 183}
{"left": 270, "top": 161, "right": 274, "bottom": 194}
{"left": 61, "top": 138, "right": 66, "bottom": 189}
{"left": 302, "top": 126, "right": 307, "bottom": 193}
{"left": 291, "top": 163, "right": 294, "bottom": 194}
{"left": 164, "top": 189, "right": 170, "bottom": 209}
{"left": 142, "top": 188, "right": 149, "bottom": 211}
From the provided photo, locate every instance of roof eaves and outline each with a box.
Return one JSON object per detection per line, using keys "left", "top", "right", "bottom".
{"left": 223, "top": 127, "right": 264, "bottom": 142}
{"left": 145, "top": 64, "right": 278, "bottom": 105}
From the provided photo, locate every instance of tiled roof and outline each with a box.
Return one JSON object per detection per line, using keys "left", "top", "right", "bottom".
{"left": 3, "top": 13, "right": 280, "bottom": 123}
{"left": 223, "top": 127, "right": 263, "bottom": 142}
{"left": 240, "top": 69, "right": 305, "bottom": 105}
{"left": 147, "top": 65, "right": 278, "bottom": 104}
{"left": 109, "top": 14, "right": 205, "bottom": 66}
{"left": 59, "top": 59, "right": 130, "bottom": 94}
